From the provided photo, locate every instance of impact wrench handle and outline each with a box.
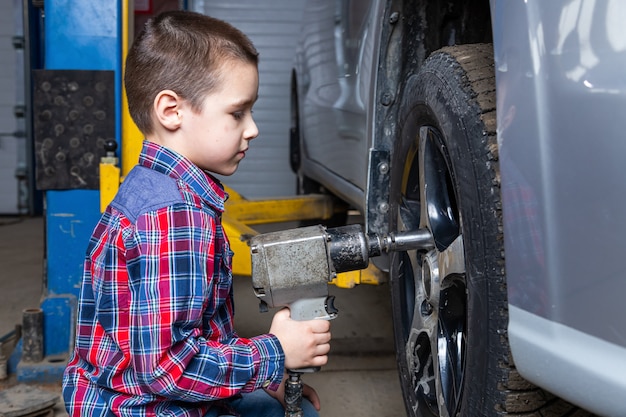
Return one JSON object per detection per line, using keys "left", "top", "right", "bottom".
{"left": 283, "top": 296, "right": 338, "bottom": 417}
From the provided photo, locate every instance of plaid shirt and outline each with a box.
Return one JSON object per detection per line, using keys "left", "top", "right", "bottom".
{"left": 63, "top": 141, "right": 284, "bottom": 416}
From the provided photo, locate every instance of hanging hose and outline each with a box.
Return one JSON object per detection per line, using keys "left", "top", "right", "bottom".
{"left": 284, "top": 371, "right": 304, "bottom": 417}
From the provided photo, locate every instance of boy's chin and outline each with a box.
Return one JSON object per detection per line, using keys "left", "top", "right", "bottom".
{"left": 209, "top": 165, "right": 239, "bottom": 177}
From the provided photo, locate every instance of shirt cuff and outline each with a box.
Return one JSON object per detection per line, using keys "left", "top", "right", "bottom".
{"left": 247, "top": 333, "right": 285, "bottom": 392}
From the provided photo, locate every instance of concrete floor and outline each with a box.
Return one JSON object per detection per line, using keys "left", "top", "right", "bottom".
{"left": 0, "top": 216, "right": 406, "bottom": 416}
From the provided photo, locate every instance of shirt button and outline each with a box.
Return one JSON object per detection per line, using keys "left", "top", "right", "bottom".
{"left": 262, "top": 380, "right": 271, "bottom": 388}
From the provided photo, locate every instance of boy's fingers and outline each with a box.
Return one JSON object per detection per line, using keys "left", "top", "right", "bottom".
{"left": 308, "top": 319, "right": 331, "bottom": 332}
{"left": 314, "top": 331, "right": 331, "bottom": 345}
{"left": 316, "top": 342, "right": 331, "bottom": 355}
{"left": 303, "top": 384, "right": 321, "bottom": 411}
{"left": 311, "top": 354, "right": 328, "bottom": 367}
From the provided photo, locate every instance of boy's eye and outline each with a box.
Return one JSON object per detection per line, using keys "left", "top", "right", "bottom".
{"left": 233, "top": 110, "right": 253, "bottom": 121}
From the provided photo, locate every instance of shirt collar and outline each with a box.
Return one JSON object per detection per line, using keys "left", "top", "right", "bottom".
{"left": 138, "top": 141, "right": 227, "bottom": 213}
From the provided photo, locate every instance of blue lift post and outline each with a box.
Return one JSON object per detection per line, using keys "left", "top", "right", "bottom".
{"left": 16, "top": 0, "right": 123, "bottom": 382}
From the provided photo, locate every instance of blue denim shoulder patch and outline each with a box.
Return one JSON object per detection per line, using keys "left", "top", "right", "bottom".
{"left": 111, "top": 166, "right": 182, "bottom": 222}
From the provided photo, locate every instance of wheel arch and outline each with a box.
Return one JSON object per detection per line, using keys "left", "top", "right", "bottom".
{"left": 400, "top": 0, "right": 493, "bottom": 65}
{"left": 367, "top": 0, "right": 494, "bottom": 237}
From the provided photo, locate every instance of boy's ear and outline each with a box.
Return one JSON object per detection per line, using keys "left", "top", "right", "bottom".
{"left": 154, "top": 90, "right": 182, "bottom": 131}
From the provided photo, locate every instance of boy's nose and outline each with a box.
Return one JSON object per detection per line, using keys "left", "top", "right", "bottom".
{"left": 245, "top": 119, "right": 259, "bottom": 140}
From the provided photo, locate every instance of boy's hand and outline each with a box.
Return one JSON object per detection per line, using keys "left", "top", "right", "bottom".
{"left": 265, "top": 379, "right": 322, "bottom": 411}
{"left": 269, "top": 308, "right": 331, "bottom": 370}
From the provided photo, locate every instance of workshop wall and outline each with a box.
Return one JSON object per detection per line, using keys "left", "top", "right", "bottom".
{"left": 0, "top": 0, "right": 19, "bottom": 214}
{"left": 190, "top": 0, "right": 306, "bottom": 198}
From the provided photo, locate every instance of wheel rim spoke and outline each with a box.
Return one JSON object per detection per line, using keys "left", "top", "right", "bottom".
{"left": 437, "top": 235, "right": 465, "bottom": 277}
{"left": 419, "top": 126, "right": 459, "bottom": 251}
{"left": 434, "top": 237, "right": 466, "bottom": 415}
{"left": 399, "top": 126, "right": 466, "bottom": 416}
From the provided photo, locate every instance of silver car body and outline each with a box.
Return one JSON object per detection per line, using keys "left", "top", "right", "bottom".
{"left": 294, "top": 0, "right": 626, "bottom": 415}
{"left": 495, "top": 2, "right": 626, "bottom": 415}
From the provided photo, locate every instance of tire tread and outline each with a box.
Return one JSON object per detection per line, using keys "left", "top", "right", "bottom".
{"left": 432, "top": 44, "right": 594, "bottom": 417}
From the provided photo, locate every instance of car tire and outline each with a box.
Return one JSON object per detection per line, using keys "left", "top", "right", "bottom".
{"left": 388, "top": 43, "right": 590, "bottom": 417}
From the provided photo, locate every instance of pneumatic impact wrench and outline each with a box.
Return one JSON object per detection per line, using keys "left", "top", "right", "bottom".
{"left": 250, "top": 224, "right": 433, "bottom": 417}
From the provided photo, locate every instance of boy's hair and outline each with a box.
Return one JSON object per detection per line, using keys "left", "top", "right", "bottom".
{"left": 125, "top": 11, "right": 259, "bottom": 135}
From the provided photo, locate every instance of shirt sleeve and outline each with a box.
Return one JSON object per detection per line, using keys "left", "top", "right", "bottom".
{"left": 125, "top": 203, "right": 284, "bottom": 402}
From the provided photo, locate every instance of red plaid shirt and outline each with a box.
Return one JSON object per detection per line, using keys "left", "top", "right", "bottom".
{"left": 63, "top": 141, "right": 284, "bottom": 416}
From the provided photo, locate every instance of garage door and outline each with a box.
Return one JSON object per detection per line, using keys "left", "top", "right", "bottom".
{"left": 0, "top": 0, "right": 19, "bottom": 214}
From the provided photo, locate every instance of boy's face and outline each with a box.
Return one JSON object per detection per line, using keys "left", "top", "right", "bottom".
{"left": 178, "top": 61, "right": 259, "bottom": 176}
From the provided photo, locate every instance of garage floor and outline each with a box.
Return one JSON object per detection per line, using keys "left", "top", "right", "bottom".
{"left": 0, "top": 216, "right": 405, "bottom": 417}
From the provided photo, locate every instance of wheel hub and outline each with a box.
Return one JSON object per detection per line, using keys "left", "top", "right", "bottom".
{"left": 398, "top": 126, "right": 467, "bottom": 417}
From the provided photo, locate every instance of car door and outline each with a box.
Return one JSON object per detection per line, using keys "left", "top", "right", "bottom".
{"left": 298, "top": 0, "right": 379, "bottom": 193}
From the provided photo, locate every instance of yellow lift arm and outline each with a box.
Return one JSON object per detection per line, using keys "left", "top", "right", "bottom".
{"left": 221, "top": 185, "right": 387, "bottom": 288}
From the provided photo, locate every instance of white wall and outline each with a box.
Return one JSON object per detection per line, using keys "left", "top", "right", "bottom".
{"left": 190, "top": 0, "right": 305, "bottom": 198}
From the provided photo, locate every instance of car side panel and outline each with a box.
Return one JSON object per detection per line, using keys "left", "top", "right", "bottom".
{"left": 296, "top": 0, "right": 383, "bottom": 207}
{"left": 494, "top": 0, "right": 626, "bottom": 413}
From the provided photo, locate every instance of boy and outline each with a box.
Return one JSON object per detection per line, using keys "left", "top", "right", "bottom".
{"left": 63, "top": 10, "right": 331, "bottom": 417}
